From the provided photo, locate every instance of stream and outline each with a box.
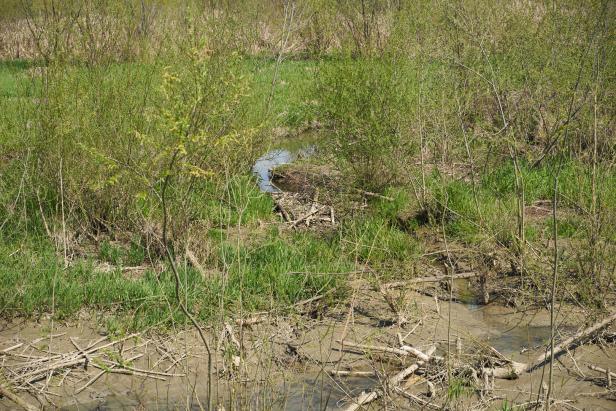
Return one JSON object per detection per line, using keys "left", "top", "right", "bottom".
{"left": 252, "top": 133, "right": 317, "bottom": 193}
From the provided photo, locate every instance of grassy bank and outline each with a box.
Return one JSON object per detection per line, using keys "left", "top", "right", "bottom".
{"left": 0, "top": 0, "right": 615, "bottom": 335}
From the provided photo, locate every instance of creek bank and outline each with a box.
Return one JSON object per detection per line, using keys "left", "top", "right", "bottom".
{"left": 1, "top": 279, "right": 615, "bottom": 410}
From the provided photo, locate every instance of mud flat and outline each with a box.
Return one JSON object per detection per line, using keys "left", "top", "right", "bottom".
{"left": 1, "top": 278, "right": 615, "bottom": 410}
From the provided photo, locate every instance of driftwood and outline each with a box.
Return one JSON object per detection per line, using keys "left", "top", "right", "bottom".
{"left": 328, "top": 370, "right": 376, "bottom": 377}
{"left": 383, "top": 272, "right": 479, "bottom": 290}
{"left": 483, "top": 312, "right": 616, "bottom": 379}
{"left": 343, "top": 346, "right": 436, "bottom": 411}
{"left": 587, "top": 364, "right": 616, "bottom": 383}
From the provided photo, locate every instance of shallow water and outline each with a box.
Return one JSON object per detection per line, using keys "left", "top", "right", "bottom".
{"left": 464, "top": 304, "right": 554, "bottom": 355}
{"left": 252, "top": 148, "right": 295, "bottom": 192}
{"left": 61, "top": 374, "right": 375, "bottom": 410}
{"left": 451, "top": 278, "right": 567, "bottom": 356}
{"left": 252, "top": 131, "right": 318, "bottom": 193}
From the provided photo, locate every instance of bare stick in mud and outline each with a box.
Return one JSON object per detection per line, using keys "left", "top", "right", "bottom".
{"left": 343, "top": 346, "right": 437, "bottom": 411}
{"left": 382, "top": 271, "right": 479, "bottom": 290}
{"left": 0, "top": 383, "right": 38, "bottom": 411}
{"left": 484, "top": 312, "right": 616, "bottom": 379}
{"left": 328, "top": 370, "right": 377, "bottom": 377}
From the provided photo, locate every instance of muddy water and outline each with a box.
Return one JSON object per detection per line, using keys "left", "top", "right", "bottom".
{"left": 2, "top": 291, "right": 613, "bottom": 410}
{"left": 58, "top": 374, "right": 374, "bottom": 410}
{"left": 462, "top": 304, "right": 554, "bottom": 355}
{"left": 453, "top": 279, "right": 555, "bottom": 355}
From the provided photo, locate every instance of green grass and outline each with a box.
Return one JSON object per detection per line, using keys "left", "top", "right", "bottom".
{"left": 0, "top": 60, "right": 35, "bottom": 98}
{"left": 245, "top": 57, "right": 320, "bottom": 128}
{"left": 0, "top": 226, "right": 351, "bottom": 330}
{"left": 420, "top": 160, "right": 616, "bottom": 247}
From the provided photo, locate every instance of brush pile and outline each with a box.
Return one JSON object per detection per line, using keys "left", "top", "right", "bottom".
{"left": 272, "top": 191, "right": 336, "bottom": 229}
{"left": 0, "top": 332, "right": 186, "bottom": 410}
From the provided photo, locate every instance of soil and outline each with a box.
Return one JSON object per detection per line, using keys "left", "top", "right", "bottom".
{"left": 1, "top": 280, "right": 615, "bottom": 410}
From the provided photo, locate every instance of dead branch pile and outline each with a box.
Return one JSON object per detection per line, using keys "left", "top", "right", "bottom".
{"left": 272, "top": 191, "right": 336, "bottom": 229}
{"left": 326, "top": 308, "right": 616, "bottom": 409}
{"left": 0, "top": 332, "right": 186, "bottom": 410}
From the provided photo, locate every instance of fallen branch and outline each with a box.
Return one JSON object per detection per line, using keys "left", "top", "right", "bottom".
{"left": 383, "top": 272, "right": 479, "bottom": 289}
{"left": 484, "top": 312, "right": 616, "bottom": 379}
{"left": 290, "top": 205, "right": 327, "bottom": 228}
{"left": 0, "top": 383, "right": 38, "bottom": 411}
{"left": 328, "top": 370, "right": 376, "bottom": 377}
{"left": 343, "top": 346, "right": 436, "bottom": 411}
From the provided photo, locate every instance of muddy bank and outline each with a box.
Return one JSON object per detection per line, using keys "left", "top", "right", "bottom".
{"left": 1, "top": 280, "right": 615, "bottom": 410}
